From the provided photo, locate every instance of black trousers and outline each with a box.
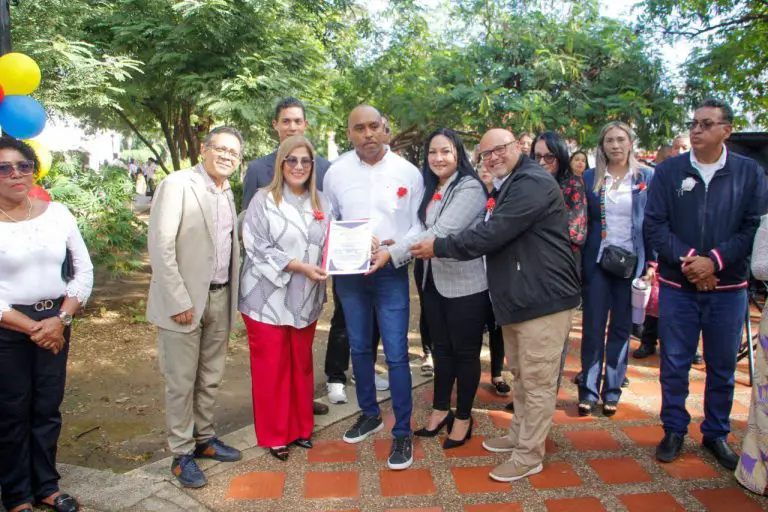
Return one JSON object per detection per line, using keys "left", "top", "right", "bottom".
{"left": 413, "top": 259, "right": 433, "bottom": 357}
{"left": 0, "top": 301, "right": 69, "bottom": 511}
{"left": 423, "top": 269, "right": 489, "bottom": 420}
{"left": 640, "top": 315, "right": 660, "bottom": 347}
{"left": 485, "top": 308, "right": 505, "bottom": 378}
{"left": 325, "top": 278, "right": 380, "bottom": 384}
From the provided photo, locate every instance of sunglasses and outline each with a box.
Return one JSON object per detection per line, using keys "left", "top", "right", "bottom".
{"left": 685, "top": 120, "right": 730, "bottom": 131}
{"left": 283, "top": 156, "right": 314, "bottom": 169}
{"left": 534, "top": 153, "right": 557, "bottom": 164}
{"left": 0, "top": 160, "right": 36, "bottom": 177}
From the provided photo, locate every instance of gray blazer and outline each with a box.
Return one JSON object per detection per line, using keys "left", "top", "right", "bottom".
{"left": 242, "top": 151, "right": 331, "bottom": 210}
{"left": 146, "top": 167, "right": 240, "bottom": 332}
{"left": 389, "top": 175, "right": 488, "bottom": 298}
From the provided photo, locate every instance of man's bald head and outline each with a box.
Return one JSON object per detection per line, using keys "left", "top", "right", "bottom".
{"left": 478, "top": 129, "right": 520, "bottom": 178}
{"left": 347, "top": 104, "right": 386, "bottom": 164}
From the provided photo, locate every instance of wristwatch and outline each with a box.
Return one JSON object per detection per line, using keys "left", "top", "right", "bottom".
{"left": 58, "top": 311, "right": 73, "bottom": 326}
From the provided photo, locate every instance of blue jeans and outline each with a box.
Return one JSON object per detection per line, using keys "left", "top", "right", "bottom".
{"left": 659, "top": 286, "right": 746, "bottom": 440}
{"left": 579, "top": 262, "right": 632, "bottom": 403}
{"left": 335, "top": 264, "right": 412, "bottom": 437}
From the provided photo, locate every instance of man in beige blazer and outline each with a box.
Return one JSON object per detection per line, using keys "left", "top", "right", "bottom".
{"left": 147, "top": 126, "right": 243, "bottom": 488}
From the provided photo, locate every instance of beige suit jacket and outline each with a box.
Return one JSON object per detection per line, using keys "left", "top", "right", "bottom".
{"left": 146, "top": 167, "right": 240, "bottom": 333}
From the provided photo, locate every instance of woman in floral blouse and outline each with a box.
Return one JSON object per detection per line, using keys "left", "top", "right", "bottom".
{"left": 239, "top": 135, "right": 330, "bottom": 462}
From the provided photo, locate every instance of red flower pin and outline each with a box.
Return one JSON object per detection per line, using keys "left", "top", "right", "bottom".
{"left": 313, "top": 210, "right": 325, "bottom": 221}
{"left": 432, "top": 192, "right": 443, "bottom": 201}
{"left": 397, "top": 187, "right": 408, "bottom": 198}
{"left": 636, "top": 182, "right": 647, "bottom": 192}
{"left": 486, "top": 197, "right": 496, "bottom": 212}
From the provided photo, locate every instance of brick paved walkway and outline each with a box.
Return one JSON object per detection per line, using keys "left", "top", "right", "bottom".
{"left": 184, "top": 313, "right": 765, "bottom": 511}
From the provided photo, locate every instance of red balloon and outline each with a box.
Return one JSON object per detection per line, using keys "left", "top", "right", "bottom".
{"left": 0, "top": 84, "right": 4, "bottom": 104}
{"left": 29, "top": 184, "right": 51, "bottom": 201}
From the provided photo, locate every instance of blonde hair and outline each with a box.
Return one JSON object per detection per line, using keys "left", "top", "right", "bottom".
{"left": 592, "top": 121, "right": 641, "bottom": 194}
{"left": 265, "top": 135, "right": 321, "bottom": 211}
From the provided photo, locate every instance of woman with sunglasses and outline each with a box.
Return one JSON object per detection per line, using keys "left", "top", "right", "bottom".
{"left": 578, "top": 122, "right": 653, "bottom": 417}
{"left": 239, "top": 135, "right": 330, "bottom": 461}
{"left": 0, "top": 137, "right": 93, "bottom": 512}
{"left": 388, "top": 128, "right": 490, "bottom": 449}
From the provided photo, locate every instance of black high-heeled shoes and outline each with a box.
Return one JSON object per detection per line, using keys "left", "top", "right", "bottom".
{"left": 443, "top": 416, "right": 472, "bottom": 450}
{"left": 414, "top": 410, "right": 455, "bottom": 437}
{"left": 269, "top": 446, "right": 289, "bottom": 461}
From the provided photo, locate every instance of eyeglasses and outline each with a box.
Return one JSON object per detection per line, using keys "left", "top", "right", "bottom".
{"left": 479, "top": 142, "right": 515, "bottom": 161}
{"left": 534, "top": 153, "right": 557, "bottom": 164}
{"left": 206, "top": 145, "right": 242, "bottom": 160}
{"left": 685, "top": 120, "right": 730, "bottom": 131}
{"left": 283, "top": 156, "right": 314, "bottom": 169}
{"left": 0, "top": 160, "right": 36, "bottom": 177}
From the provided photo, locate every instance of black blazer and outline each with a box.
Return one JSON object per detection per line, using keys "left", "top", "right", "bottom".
{"left": 434, "top": 155, "right": 581, "bottom": 324}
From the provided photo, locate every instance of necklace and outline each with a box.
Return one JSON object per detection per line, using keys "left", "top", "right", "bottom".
{"left": 0, "top": 197, "right": 33, "bottom": 223}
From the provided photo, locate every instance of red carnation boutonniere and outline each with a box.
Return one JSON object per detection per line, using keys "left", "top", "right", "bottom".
{"left": 432, "top": 192, "right": 443, "bottom": 202}
{"left": 633, "top": 182, "right": 647, "bottom": 192}
{"left": 486, "top": 197, "right": 496, "bottom": 213}
{"left": 312, "top": 210, "right": 325, "bottom": 221}
{"left": 397, "top": 186, "right": 408, "bottom": 198}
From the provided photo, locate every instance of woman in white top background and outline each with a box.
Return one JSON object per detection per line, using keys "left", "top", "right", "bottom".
{"left": 0, "top": 137, "right": 94, "bottom": 512}
{"left": 239, "top": 135, "right": 330, "bottom": 462}
{"left": 578, "top": 122, "right": 653, "bottom": 417}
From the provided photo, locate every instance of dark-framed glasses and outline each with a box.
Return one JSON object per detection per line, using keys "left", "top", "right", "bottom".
{"left": 534, "top": 153, "right": 557, "bottom": 164}
{"left": 207, "top": 145, "right": 242, "bottom": 160}
{"left": 479, "top": 141, "right": 514, "bottom": 161}
{"left": 685, "top": 120, "right": 730, "bottom": 131}
{"left": 0, "top": 160, "right": 36, "bottom": 177}
{"left": 283, "top": 156, "right": 314, "bottom": 169}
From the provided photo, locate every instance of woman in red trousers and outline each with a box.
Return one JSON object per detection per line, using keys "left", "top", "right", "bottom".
{"left": 238, "top": 135, "right": 330, "bottom": 461}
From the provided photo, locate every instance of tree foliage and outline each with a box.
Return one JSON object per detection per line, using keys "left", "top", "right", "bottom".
{"left": 639, "top": 0, "right": 768, "bottom": 126}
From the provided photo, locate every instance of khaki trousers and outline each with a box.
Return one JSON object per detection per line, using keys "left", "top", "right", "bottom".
{"left": 157, "top": 287, "right": 232, "bottom": 455}
{"left": 502, "top": 308, "right": 575, "bottom": 468}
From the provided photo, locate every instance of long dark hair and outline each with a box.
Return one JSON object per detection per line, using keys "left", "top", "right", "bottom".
{"left": 533, "top": 131, "right": 571, "bottom": 184}
{"left": 418, "top": 128, "right": 485, "bottom": 226}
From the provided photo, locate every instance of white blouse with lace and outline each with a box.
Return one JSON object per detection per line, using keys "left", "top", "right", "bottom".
{"left": 0, "top": 202, "right": 94, "bottom": 320}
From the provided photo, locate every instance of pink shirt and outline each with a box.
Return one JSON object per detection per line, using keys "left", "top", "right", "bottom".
{"left": 196, "top": 166, "right": 234, "bottom": 284}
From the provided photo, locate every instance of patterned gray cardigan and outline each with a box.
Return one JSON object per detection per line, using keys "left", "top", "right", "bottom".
{"left": 388, "top": 174, "right": 488, "bottom": 298}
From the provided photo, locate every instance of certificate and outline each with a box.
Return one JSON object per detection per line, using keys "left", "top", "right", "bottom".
{"left": 324, "top": 219, "right": 371, "bottom": 275}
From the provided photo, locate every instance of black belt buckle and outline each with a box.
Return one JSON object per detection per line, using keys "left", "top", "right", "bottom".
{"left": 209, "top": 282, "right": 229, "bottom": 291}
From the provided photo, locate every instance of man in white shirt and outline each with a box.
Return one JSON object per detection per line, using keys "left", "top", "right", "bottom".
{"left": 323, "top": 105, "right": 424, "bottom": 470}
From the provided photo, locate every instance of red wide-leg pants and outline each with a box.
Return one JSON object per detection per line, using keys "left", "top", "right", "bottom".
{"left": 243, "top": 315, "right": 316, "bottom": 447}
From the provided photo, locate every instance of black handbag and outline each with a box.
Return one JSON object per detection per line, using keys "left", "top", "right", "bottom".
{"left": 599, "top": 245, "right": 637, "bottom": 279}
{"left": 61, "top": 249, "right": 75, "bottom": 281}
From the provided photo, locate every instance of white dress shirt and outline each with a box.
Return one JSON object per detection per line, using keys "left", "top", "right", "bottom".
{"left": 323, "top": 149, "right": 424, "bottom": 243}
{"left": 0, "top": 202, "right": 94, "bottom": 320}
{"left": 690, "top": 145, "right": 727, "bottom": 188}
{"left": 599, "top": 172, "right": 634, "bottom": 259}
{"left": 196, "top": 165, "right": 234, "bottom": 284}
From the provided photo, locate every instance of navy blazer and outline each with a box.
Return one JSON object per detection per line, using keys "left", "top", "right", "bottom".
{"left": 242, "top": 151, "right": 331, "bottom": 210}
{"left": 582, "top": 166, "right": 654, "bottom": 279}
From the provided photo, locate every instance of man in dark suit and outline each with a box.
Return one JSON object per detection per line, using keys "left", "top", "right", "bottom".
{"left": 242, "top": 97, "right": 331, "bottom": 209}
{"left": 242, "top": 98, "right": 331, "bottom": 417}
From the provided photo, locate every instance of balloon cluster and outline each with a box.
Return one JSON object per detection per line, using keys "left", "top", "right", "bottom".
{"left": 0, "top": 53, "right": 46, "bottom": 139}
{"left": 0, "top": 53, "right": 51, "bottom": 181}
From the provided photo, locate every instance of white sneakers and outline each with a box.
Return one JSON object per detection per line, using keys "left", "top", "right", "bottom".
{"left": 327, "top": 383, "right": 348, "bottom": 404}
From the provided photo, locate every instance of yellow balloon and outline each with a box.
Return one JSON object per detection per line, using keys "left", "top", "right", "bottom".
{"left": 0, "top": 53, "right": 42, "bottom": 95}
{"left": 24, "top": 139, "right": 52, "bottom": 181}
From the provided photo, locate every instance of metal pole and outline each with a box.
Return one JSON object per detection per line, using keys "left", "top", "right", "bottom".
{"left": 0, "top": 0, "right": 11, "bottom": 56}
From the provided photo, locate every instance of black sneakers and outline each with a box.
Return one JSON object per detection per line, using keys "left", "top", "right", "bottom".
{"left": 656, "top": 432, "right": 685, "bottom": 463}
{"left": 387, "top": 436, "right": 414, "bottom": 470}
{"left": 342, "top": 414, "right": 384, "bottom": 443}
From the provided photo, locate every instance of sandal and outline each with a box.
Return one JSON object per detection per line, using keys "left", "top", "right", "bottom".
{"left": 37, "top": 494, "right": 79, "bottom": 512}
{"left": 578, "top": 401, "right": 595, "bottom": 417}
{"left": 269, "top": 446, "right": 289, "bottom": 461}
{"left": 492, "top": 378, "right": 511, "bottom": 396}
{"left": 603, "top": 401, "right": 618, "bottom": 417}
{"left": 420, "top": 355, "right": 434, "bottom": 377}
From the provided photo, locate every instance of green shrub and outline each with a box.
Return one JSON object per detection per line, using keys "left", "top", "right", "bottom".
{"left": 45, "top": 154, "right": 147, "bottom": 274}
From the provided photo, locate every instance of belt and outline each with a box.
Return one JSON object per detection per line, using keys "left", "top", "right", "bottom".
{"left": 11, "top": 297, "right": 64, "bottom": 313}
{"left": 209, "top": 282, "right": 230, "bottom": 291}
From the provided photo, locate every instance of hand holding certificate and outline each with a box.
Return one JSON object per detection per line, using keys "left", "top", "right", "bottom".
{"left": 324, "top": 220, "right": 372, "bottom": 275}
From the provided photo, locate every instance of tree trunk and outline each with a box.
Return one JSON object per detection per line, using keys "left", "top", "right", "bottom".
{"left": 173, "top": 112, "right": 187, "bottom": 161}
{"left": 181, "top": 103, "right": 199, "bottom": 165}
{"left": 111, "top": 107, "right": 170, "bottom": 174}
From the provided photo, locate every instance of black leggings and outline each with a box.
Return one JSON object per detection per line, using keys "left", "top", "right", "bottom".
{"left": 413, "top": 259, "right": 433, "bottom": 357}
{"left": 423, "top": 269, "right": 489, "bottom": 420}
{"left": 0, "top": 300, "right": 70, "bottom": 511}
{"left": 485, "top": 309, "right": 505, "bottom": 378}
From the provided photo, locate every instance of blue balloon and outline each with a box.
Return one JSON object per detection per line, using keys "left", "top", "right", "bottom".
{"left": 0, "top": 95, "right": 47, "bottom": 139}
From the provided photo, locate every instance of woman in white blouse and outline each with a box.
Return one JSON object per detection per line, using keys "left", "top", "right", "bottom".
{"left": 239, "top": 135, "right": 330, "bottom": 461}
{"left": 578, "top": 123, "right": 653, "bottom": 417}
{"left": 0, "top": 137, "right": 93, "bottom": 512}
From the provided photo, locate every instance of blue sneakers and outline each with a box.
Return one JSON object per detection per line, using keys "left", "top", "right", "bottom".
{"left": 171, "top": 455, "right": 206, "bottom": 488}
